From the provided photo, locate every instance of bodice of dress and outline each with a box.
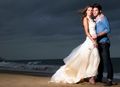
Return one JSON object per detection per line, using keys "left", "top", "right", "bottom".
{"left": 87, "top": 17, "right": 96, "bottom": 37}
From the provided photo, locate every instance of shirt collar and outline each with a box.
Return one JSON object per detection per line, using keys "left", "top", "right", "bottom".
{"left": 95, "top": 14, "right": 104, "bottom": 23}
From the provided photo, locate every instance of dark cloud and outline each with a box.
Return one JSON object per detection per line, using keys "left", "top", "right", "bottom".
{"left": 0, "top": 0, "right": 120, "bottom": 59}
{"left": 0, "top": 0, "right": 82, "bottom": 37}
{"left": 0, "top": 0, "right": 119, "bottom": 37}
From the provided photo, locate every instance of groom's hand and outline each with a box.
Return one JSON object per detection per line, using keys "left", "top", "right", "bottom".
{"left": 94, "top": 43, "right": 98, "bottom": 48}
{"left": 93, "top": 41, "right": 98, "bottom": 48}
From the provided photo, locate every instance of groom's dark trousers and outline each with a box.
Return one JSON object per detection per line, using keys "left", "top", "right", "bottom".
{"left": 97, "top": 42, "right": 113, "bottom": 81}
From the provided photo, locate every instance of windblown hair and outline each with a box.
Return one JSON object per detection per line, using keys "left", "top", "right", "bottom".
{"left": 78, "top": 5, "right": 93, "bottom": 23}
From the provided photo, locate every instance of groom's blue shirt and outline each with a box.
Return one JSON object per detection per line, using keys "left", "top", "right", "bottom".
{"left": 96, "top": 14, "right": 110, "bottom": 43}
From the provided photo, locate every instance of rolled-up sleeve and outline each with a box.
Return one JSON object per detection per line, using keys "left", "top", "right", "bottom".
{"left": 102, "top": 16, "right": 111, "bottom": 34}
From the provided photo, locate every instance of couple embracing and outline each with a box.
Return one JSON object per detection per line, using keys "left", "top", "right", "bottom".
{"left": 50, "top": 3, "right": 114, "bottom": 86}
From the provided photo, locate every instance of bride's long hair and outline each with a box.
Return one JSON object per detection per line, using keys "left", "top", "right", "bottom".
{"left": 78, "top": 5, "right": 93, "bottom": 22}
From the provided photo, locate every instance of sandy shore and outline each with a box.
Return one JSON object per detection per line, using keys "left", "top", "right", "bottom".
{"left": 0, "top": 73, "right": 119, "bottom": 87}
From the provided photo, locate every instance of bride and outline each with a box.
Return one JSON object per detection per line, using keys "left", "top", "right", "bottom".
{"left": 50, "top": 5, "right": 100, "bottom": 84}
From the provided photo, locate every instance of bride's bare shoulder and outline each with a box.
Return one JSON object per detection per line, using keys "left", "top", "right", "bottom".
{"left": 83, "top": 17, "right": 89, "bottom": 21}
{"left": 83, "top": 17, "right": 89, "bottom": 24}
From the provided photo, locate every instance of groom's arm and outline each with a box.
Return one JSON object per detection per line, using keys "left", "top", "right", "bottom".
{"left": 97, "top": 31, "right": 107, "bottom": 37}
{"left": 97, "top": 16, "right": 110, "bottom": 37}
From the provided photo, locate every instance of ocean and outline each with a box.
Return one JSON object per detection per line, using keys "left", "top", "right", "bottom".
{"left": 0, "top": 58, "right": 120, "bottom": 79}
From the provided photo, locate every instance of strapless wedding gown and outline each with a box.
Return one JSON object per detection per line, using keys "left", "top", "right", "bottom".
{"left": 50, "top": 17, "right": 100, "bottom": 84}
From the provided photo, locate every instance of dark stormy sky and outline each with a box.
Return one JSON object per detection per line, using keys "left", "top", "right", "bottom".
{"left": 0, "top": 0, "right": 120, "bottom": 60}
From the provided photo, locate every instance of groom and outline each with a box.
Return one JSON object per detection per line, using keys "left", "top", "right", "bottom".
{"left": 92, "top": 3, "right": 114, "bottom": 86}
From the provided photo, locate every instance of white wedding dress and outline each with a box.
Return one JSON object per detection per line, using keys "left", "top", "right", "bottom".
{"left": 50, "top": 17, "right": 100, "bottom": 84}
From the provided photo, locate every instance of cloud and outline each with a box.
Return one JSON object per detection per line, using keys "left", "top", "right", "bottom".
{"left": 0, "top": 0, "right": 83, "bottom": 38}
{"left": 0, "top": 0, "right": 119, "bottom": 37}
{"left": 0, "top": 0, "right": 120, "bottom": 59}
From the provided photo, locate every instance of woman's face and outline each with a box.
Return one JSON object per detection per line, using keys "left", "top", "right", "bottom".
{"left": 86, "top": 7, "right": 93, "bottom": 16}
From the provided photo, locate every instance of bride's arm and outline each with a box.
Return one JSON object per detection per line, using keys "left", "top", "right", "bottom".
{"left": 83, "top": 17, "right": 96, "bottom": 44}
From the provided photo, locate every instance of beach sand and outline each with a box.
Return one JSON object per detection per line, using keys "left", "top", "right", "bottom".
{"left": 0, "top": 73, "right": 119, "bottom": 87}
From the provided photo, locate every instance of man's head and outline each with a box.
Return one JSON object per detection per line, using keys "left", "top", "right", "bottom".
{"left": 92, "top": 3, "right": 102, "bottom": 17}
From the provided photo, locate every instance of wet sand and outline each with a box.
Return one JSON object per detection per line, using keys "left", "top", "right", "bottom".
{"left": 0, "top": 73, "right": 119, "bottom": 87}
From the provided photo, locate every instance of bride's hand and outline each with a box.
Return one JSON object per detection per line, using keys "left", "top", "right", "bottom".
{"left": 92, "top": 35, "right": 97, "bottom": 40}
